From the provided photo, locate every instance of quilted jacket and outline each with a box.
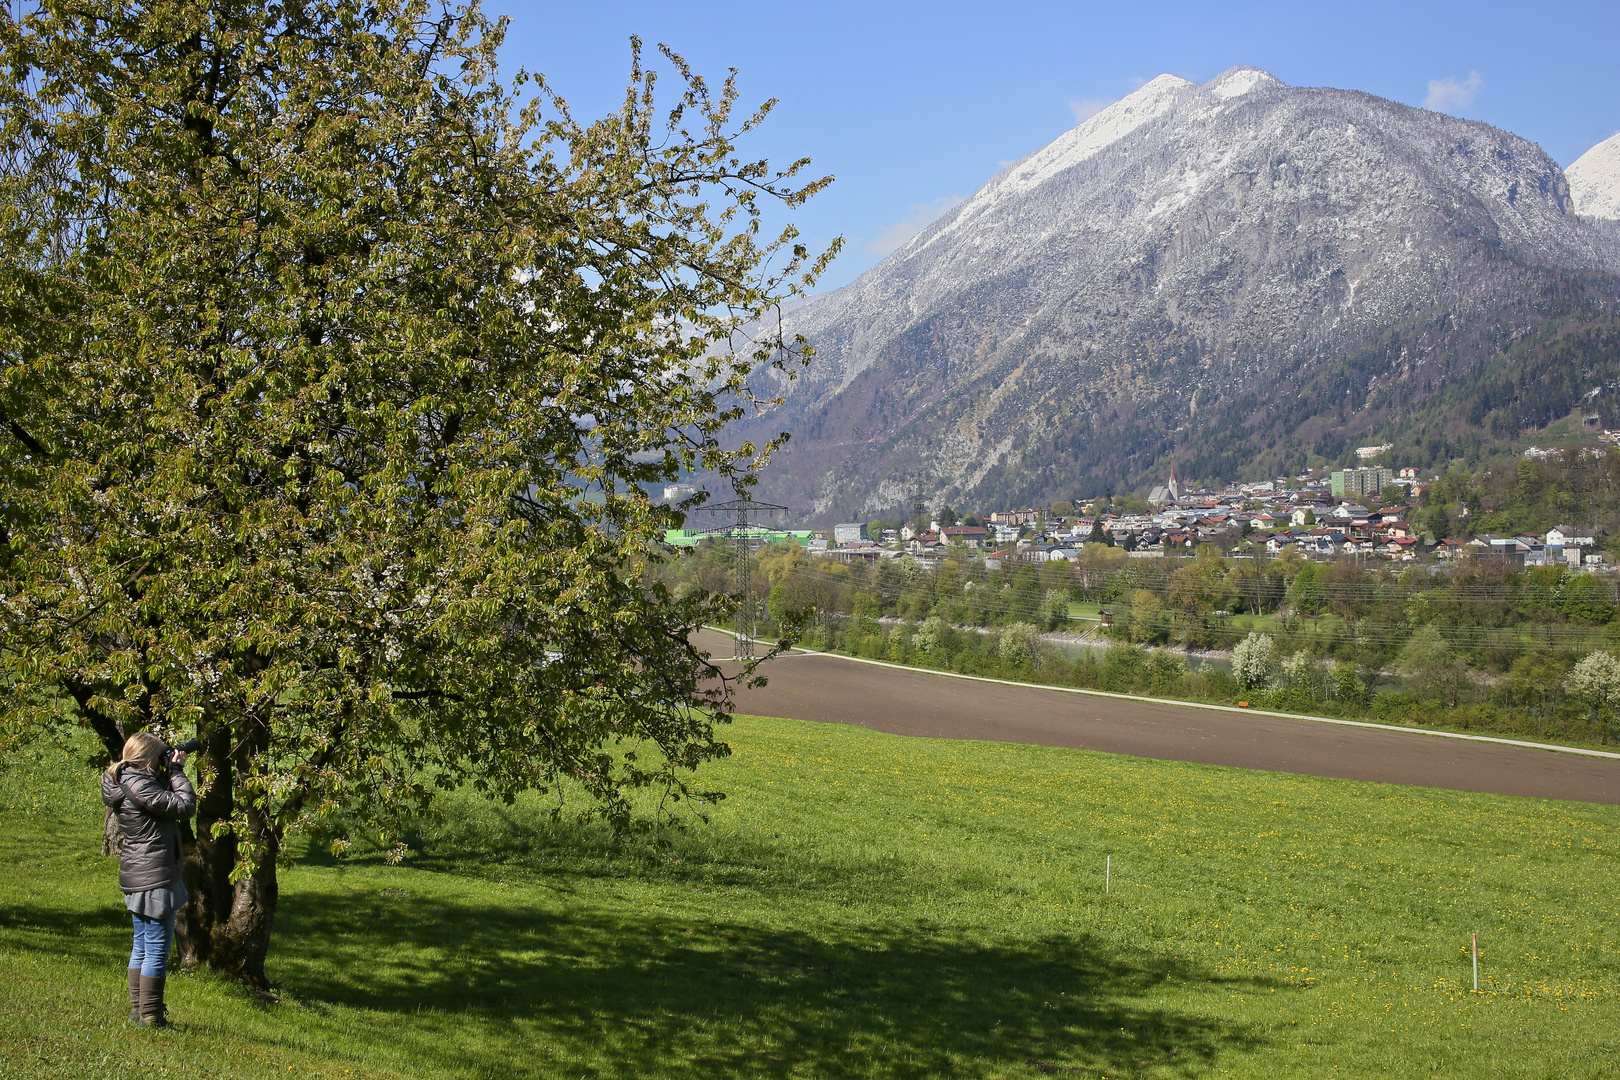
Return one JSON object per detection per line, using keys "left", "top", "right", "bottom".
{"left": 101, "top": 764, "right": 196, "bottom": 893}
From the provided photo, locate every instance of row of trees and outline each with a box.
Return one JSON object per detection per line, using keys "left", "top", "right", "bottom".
{"left": 1228, "top": 629, "right": 1620, "bottom": 741}
{"left": 652, "top": 540, "right": 1620, "bottom": 744}
{"left": 661, "top": 540, "right": 1620, "bottom": 666}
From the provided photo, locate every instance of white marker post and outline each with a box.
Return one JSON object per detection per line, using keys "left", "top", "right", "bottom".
{"left": 1472, "top": 932, "right": 1479, "bottom": 991}
{"left": 1106, "top": 855, "right": 1111, "bottom": 895}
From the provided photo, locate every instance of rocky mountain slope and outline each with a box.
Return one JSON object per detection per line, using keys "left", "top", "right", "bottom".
{"left": 1568, "top": 132, "right": 1620, "bottom": 220}
{"left": 734, "top": 68, "right": 1620, "bottom": 522}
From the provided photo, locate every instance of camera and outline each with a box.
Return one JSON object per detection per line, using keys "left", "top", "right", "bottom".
{"left": 172, "top": 738, "right": 203, "bottom": 755}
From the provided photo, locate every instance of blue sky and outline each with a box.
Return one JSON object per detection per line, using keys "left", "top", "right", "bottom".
{"left": 497, "top": 1, "right": 1620, "bottom": 291}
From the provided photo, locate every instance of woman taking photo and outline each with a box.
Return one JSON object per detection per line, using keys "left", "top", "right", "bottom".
{"left": 102, "top": 732, "right": 196, "bottom": 1028}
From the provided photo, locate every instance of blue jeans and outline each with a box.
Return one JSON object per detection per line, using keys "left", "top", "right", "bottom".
{"left": 129, "top": 912, "right": 176, "bottom": 977}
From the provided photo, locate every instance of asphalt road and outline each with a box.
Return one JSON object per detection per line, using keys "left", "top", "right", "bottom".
{"left": 696, "top": 631, "right": 1620, "bottom": 806}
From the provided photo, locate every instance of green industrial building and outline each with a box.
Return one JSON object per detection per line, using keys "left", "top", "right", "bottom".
{"left": 662, "top": 528, "right": 814, "bottom": 549}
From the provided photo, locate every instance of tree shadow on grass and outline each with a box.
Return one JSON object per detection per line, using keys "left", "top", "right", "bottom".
{"left": 0, "top": 902, "right": 129, "bottom": 958}
{"left": 269, "top": 887, "right": 1272, "bottom": 1080}
{"left": 0, "top": 840, "right": 1275, "bottom": 1080}
{"left": 306, "top": 795, "right": 1087, "bottom": 912}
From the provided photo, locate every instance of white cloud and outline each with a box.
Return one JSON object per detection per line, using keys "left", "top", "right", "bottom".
{"left": 1424, "top": 71, "right": 1484, "bottom": 112}
{"left": 866, "top": 195, "right": 965, "bottom": 256}
{"left": 1070, "top": 97, "right": 1110, "bottom": 124}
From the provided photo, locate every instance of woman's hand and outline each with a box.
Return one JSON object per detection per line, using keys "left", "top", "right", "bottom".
{"left": 168, "top": 749, "right": 187, "bottom": 768}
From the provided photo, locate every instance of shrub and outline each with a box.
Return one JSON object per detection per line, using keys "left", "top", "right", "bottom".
{"left": 1330, "top": 663, "right": 1368, "bottom": 708}
{"left": 913, "top": 616, "right": 948, "bottom": 657}
{"left": 1099, "top": 644, "right": 1147, "bottom": 693}
{"left": 1399, "top": 626, "right": 1473, "bottom": 707}
{"left": 1232, "top": 633, "right": 1277, "bottom": 690}
{"left": 1145, "top": 650, "right": 1189, "bottom": 697}
{"left": 1370, "top": 691, "right": 1420, "bottom": 723}
{"left": 998, "top": 622, "right": 1042, "bottom": 668}
{"left": 1040, "top": 589, "right": 1072, "bottom": 631}
{"left": 1564, "top": 651, "right": 1620, "bottom": 743}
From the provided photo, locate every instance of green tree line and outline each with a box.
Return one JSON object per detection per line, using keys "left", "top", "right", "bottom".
{"left": 652, "top": 541, "right": 1620, "bottom": 746}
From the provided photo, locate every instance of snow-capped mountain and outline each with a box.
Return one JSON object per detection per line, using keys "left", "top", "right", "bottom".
{"left": 737, "top": 68, "right": 1620, "bottom": 521}
{"left": 1568, "top": 132, "right": 1620, "bottom": 219}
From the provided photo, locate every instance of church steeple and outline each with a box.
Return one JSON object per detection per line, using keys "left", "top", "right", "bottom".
{"left": 1168, "top": 461, "right": 1180, "bottom": 502}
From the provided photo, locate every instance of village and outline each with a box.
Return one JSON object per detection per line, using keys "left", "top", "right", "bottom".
{"left": 666, "top": 453, "right": 1605, "bottom": 569}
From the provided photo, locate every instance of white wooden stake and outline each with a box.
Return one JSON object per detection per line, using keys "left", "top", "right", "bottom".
{"left": 1472, "top": 932, "right": 1479, "bottom": 991}
{"left": 1106, "top": 855, "right": 1111, "bottom": 894}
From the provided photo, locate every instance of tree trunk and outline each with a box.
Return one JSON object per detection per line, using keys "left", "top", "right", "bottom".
{"left": 100, "top": 808, "right": 123, "bottom": 858}
{"left": 177, "top": 834, "right": 279, "bottom": 986}
{"left": 175, "top": 723, "right": 280, "bottom": 986}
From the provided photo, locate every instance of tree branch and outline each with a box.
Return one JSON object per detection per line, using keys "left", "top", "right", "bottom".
{"left": 0, "top": 409, "right": 47, "bottom": 457}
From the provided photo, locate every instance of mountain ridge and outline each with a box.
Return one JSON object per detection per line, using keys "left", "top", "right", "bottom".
{"left": 732, "top": 68, "right": 1620, "bottom": 522}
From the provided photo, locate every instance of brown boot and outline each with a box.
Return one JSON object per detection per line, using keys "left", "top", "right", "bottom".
{"left": 128, "top": 968, "right": 141, "bottom": 1024}
{"left": 137, "top": 974, "right": 169, "bottom": 1029}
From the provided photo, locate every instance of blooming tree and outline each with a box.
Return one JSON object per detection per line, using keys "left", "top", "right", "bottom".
{"left": 1564, "top": 652, "right": 1620, "bottom": 743}
{"left": 1231, "top": 632, "right": 1277, "bottom": 691}
{"left": 0, "top": 0, "right": 834, "bottom": 982}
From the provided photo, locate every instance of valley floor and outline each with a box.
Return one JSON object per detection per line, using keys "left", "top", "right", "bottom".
{"left": 3, "top": 716, "right": 1618, "bottom": 1079}
{"left": 715, "top": 632, "right": 1620, "bottom": 803}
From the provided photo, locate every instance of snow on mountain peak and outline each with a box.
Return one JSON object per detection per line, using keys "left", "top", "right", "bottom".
{"left": 919, "top": 70, "right": 1285, "bottom": 250}
{"left": 1567, "top": 132, "right": 1620, "bottom": 220}
{"left": 1207, "top": 66, "right": 1281, "bottom": 100}
{"left": 910, "top": 74, "right": 1192, "bottom": 253}
{"left": 997, "top": 74, "right": 1190, "bottom": 198}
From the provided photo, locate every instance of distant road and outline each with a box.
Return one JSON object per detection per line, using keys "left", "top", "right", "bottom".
{"left": 696, "top": 631, "right": 1620, "bottom": 806}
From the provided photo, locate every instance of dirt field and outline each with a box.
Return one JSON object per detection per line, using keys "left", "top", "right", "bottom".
{"left": 696, "top": 631, "right": 1620, "bottom": 805}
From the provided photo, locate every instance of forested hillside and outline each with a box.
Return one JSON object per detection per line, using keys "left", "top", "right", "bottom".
{"left": 1171, "top": 314, "right": 1620, "bottom": 488}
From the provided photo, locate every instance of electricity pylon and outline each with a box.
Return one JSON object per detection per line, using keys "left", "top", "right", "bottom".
{"left": 696, "top": 495, "right": 787, "bottom": 660}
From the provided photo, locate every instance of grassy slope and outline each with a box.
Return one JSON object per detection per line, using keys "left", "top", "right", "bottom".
{"left": 2, "top": 717, "right": 1618, "bottom": 1080}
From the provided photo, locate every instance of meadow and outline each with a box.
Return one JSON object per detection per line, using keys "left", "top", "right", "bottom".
{"left": 2, "top": 715, "right": 1618, "bottom": 1079}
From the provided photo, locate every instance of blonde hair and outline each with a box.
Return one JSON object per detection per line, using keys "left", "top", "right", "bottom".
{"left": 106, "top": 731, "right": 167, "bottom": 780}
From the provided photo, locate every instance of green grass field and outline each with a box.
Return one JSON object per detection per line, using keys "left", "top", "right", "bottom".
{"left": 1066, "top": 601, "right": 1104, "bottom": 622}
{"left": 3, "top": 717, "right": 1618, "bottom": 1079}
